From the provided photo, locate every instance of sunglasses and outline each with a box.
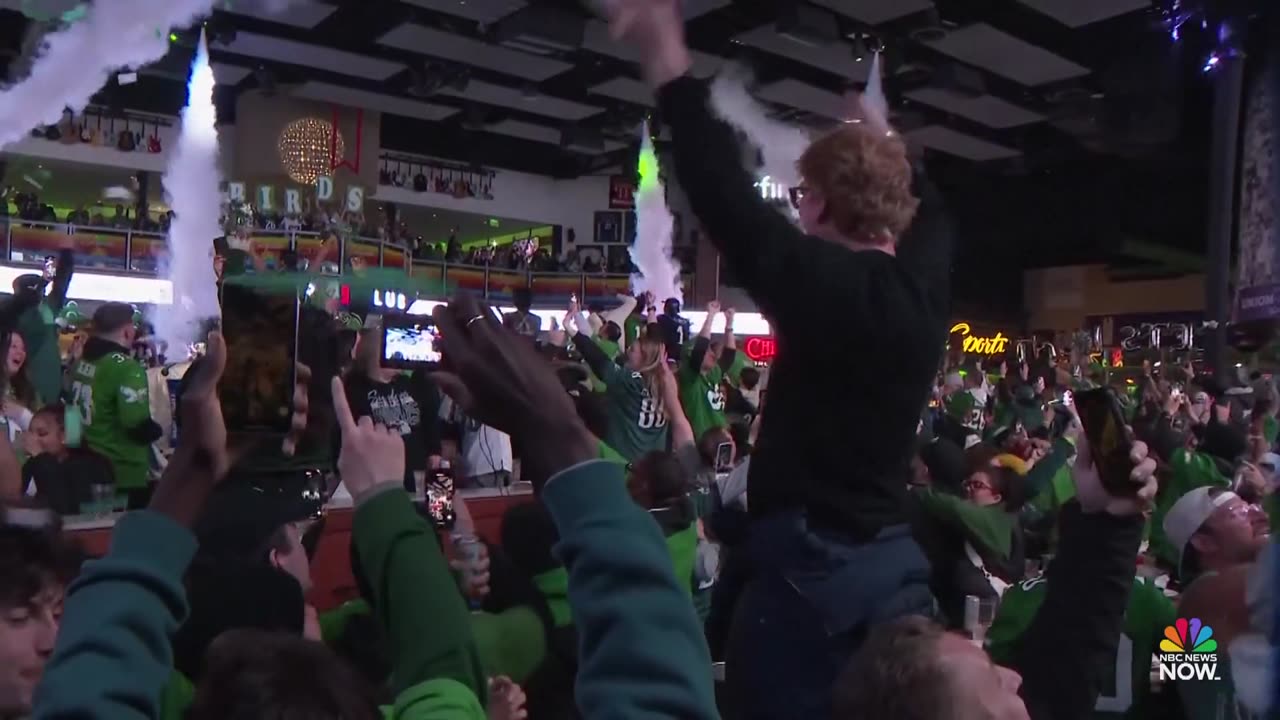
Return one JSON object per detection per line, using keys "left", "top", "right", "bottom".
{"left": 788, "top": 185, "right": 808, "bottom": 210}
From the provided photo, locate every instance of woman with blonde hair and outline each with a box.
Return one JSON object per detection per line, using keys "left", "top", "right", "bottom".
{"left": 573, "top": 326, "right": 670, "bottom": 461}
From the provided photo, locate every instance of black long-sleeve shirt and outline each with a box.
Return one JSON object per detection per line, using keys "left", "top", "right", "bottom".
{"left": 657, "top": 76, "right": 952, "bottom": 539}
{"left": 1013, "top": 502, "right": 1144, "bottom": 719}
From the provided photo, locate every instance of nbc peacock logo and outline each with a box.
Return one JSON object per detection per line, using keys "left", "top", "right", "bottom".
{"left": 1157, "top": 618, "right": 1221, "bottom": 681}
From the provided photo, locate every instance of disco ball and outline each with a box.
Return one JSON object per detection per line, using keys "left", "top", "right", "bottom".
{"left": 277, "top": 117, "right": 344, "bottom": 185}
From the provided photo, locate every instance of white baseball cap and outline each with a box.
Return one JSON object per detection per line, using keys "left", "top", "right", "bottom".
{"left": 1163, "top": 487, "right": 1239, "bottom": 577}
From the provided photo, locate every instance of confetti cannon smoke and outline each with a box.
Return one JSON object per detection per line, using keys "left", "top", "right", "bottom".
{"left": 0, "top": 0, "right": 224, "bottom": 149}
{"left": 629, "top": 124, "right": 682, "bottom": 306}
{"left": 151, "top": 30, "right": 222, "bottom": 353}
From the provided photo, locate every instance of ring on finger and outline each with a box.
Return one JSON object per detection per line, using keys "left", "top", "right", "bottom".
{"left": 465, "top": 314, "right": 485, "bottom": 329}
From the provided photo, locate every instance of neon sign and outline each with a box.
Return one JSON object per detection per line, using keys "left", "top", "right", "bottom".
{"left": 744, "top": 336, "right": 777, "bottom": 362}
{"left": 950, "top": 322, "right": 1010, "bottom": 355}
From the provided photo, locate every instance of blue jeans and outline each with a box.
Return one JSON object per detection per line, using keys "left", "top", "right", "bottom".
{"left": 724, "top": 511, "right": 935, "bottom": 720}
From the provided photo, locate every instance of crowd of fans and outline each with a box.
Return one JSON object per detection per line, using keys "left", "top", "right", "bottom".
{"left": 0, "top": 3, "right": 1273, "bottom": 720}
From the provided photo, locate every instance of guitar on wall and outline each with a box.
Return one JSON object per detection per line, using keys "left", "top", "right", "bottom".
{"left": 147, "top": 122, "right": 162, "bottom": 153}
{"left": 117, "top": 119, "right": 137, "bottom": 152}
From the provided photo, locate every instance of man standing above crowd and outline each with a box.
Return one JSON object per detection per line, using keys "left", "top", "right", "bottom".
{"left": 605, "top": 1, "right": 951, "bottom": 716}
{"left": 68, "top": 303, "right": 161, "bottom": 508}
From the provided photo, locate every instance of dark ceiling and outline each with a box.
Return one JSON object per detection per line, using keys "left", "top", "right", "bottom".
{"left": 0, "top": 0, "right": 1271, "bottom": 314}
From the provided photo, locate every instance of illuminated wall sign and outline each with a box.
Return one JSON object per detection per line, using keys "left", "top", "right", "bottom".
{"left": 1088, "top": 313, "right": 1202, "bottom": 352}
{"left": 753, "top": 176, "right": 787, "bottom": 202}
{"left": 744, "top": 336, "right": 777, "bottom": 362}
{"left": 950, "top": 322, "right": 1010, "bottom": 355}
{"left": 226, "top": 176, "right": 365, "bottom": 214}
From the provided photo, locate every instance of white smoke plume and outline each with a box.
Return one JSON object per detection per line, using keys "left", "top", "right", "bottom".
{"left": 629, "top": 123, "right": 682, "bottom": 306}
{"left": 708, "top": 63, "right": 811, "bottom": 194}
{"left": 0, "top": 0, "right": 221, "bottom": 150}
{"left": 151, "top": 30, "right": 222, "bottom": 354}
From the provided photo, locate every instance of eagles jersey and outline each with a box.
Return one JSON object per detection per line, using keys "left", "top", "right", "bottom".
{"left": 69, "top": 349, "right": 153, "bottom": 489}
{"left": 597, "top": 363, "right": 668, "bottom": 462}
{"left": 679, "top": 343, "right": 729, "bottom": 441}
{"left": 987, "top": 573, "right": 1175, "bottom": 719}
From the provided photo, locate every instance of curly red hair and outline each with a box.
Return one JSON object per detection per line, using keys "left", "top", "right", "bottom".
{"left": 797, "top": 124, "right": 919, "bottom": 242}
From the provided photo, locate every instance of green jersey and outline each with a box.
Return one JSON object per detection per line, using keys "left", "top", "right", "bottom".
{"left": 987, "top": 573, "right": 1175, "bottom": 720}
{"left": 597, "top": 362, "right": 668, "bottom": 462}
{"left": 679, "top": 343, "right": 729, "bottom": 441}
{"left": 624, "top": 315, "right": 644, "bottom": 348}
{"left": 69, "top": 350, "right": 153, "bottom": 489}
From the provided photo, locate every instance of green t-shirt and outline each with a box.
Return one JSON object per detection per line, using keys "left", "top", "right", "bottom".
{"left": 69, "top": 350, "right": 153, "bottom": 489}
{"left": 596, "top": 363, "right": 668, "bottom": 462}
{"left": 987, "top": 573, "right": 1175, "bottom": 720}
{"left": 678, "top": 343, "right": 729, "bottom": 441}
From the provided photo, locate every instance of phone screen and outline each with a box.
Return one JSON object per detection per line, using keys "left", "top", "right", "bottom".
{"left": 426, "top": 471, "right": 456, "bottom": 530}
{"left": 43, "top": 255, "right": 56, "bottom": 281}
{"left": 219, "top": 283, "right": 299, "bottom": 433}
{"left": 1073, "top": 388, "right": 1136, "bottom": 496}
{"left": 715, "top": 442, "right": 734, "bottom": 473}
{"left": 381, "top": 314, "right": 440, "bottom": 367}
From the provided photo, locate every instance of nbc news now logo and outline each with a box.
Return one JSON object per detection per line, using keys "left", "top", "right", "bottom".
{"left": 1157, "top": 618, "right": 1221, "bottom": 682}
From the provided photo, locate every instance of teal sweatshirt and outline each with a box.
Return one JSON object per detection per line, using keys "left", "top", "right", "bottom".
{"left": 540, "top": 459, "right": 717, "bottom": 719}
{"left": 354, "top": 488, "right": 488, "bottom": 718}
{"left": 32, "top": 510, "right": 197, "bottom": 719}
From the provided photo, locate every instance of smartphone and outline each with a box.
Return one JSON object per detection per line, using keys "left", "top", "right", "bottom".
{"left": 714, "top": 441, "right": 734, "bottom": 473}
{"left": 218, "top": 282, "right": 299, "bottom": 433}
{"left": 43, "top": 255, "right": 56, "bottom": 281}
{"left": 381, "top": 313, "right": 441, "bottom": 368}
{"left": 426, "top": 470, "right": 456, "bottom": 530}
{"left": 1062, "top": 390, "right": 1073, "bottom": 407}
{"left": 1073, "top": 387, "right": 1137, "bottom": 496}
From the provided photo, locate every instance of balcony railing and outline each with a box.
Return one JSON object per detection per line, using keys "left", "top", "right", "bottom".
{"left": 0, "top": 219, "right": 693, "bottom": 305}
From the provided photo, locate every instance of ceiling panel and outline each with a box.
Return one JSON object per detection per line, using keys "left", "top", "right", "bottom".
{"left": 486, "top": 119, "right": 625, "bottom": 154}
{"left": 379, "top": 24, "right": 573, "bottom": 82}
{"left": 924, "top": 24, "right": 1089, "bottom": 86}
{"left": 904, "top": 125, "right": 1020, "bottom": 161}
{"left": 291, "top": 82, "right": 459, "bottom": 121}
{"left": 902, "top": 88, "right": 1045, "bottom": 128}
{"left": 582, "top": 21, "right": 723, "bottom": 78}
{"left": 211, "top": 64, "right": 252, "bottom": 86}
{"left": 732, "top": 25, "right": 868, "bottom": 81}
{"left": 809, "top": 0, "right": 935, "bottom": 25}
{"left": 221, "top": 0, "right": 337, "bottom": 28}
{"left": 399, "top": 0, "right": 526, "bottom": 24}
{"left": 589, "top": 77, "right": 653, "bottom": 107}
{"left": 756, "top": 79, "right": 846, "bottom": 120}
{"left": 438, "top": 79, "right": 603, "bottom": 121}
{"left": 216, "top": 32, "right": 406, "bottom": 81}
{"left": 681, "top": 0, "right": 733, "bottom": 19}
{"left": 1016, "top": 0, "right": 1151, "bottom": 28}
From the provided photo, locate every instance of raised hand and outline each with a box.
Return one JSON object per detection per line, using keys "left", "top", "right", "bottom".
{"left": 1071, "top": 434, "right": 1158, "bottom": 517}
{"left": 487, "top": 676, "right": 528, "bottom": 720}
{"left": 604, "top": 0, "right": 690, "bottom": 87}
{"left": 432, "top": 293, "right": 596, "bottom": 490}
{"left": 706, "top": 300, "right": 721, "bottom": 315}
{"left": 331, "top": 376, "right": 406, "bottom": 500}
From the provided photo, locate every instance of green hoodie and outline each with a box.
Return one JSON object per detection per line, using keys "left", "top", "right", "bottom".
{"left": 319, "top": 599, "right": 546, "bottom": 684}
{"left": 917, "top": 488, "right": 1014, "bottom": 560}
{"left": 539, "top": 459, "right": 717, "bottom": 718}
{"left": 33, "top": 495, "right": 488, "bottom": 719}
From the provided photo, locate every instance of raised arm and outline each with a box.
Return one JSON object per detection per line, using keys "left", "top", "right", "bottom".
{"left": 722, "top": 307, "right": 737, "bottom": 352}
{"left": 574, "top": 328, "right": 618, "bottom": 384}
{"left": 602, "top": 293, "right": 639, "bottom": 329}
{"left": 687, "top": 301, "right": 720, "bottom": 374}
{"left": 47, "top": 249, "right": 74, "bottom": 312}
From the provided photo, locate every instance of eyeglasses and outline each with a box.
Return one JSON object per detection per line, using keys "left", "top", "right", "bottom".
{"left": 788, "top": 185, "right": 808, "bottom": 210}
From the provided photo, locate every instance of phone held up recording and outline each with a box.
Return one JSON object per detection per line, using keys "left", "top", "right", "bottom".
{"left": 1073, "top": 387, "right": 1137, "bottom": 497}
{"left": 381, "top": 312, "right": 441, "bottom": 369}
{"left": 217, "top": 282, "right": 300, "bottom": 434}
{"left": 424, "top": 463, "right": 456, "bottom": 530}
